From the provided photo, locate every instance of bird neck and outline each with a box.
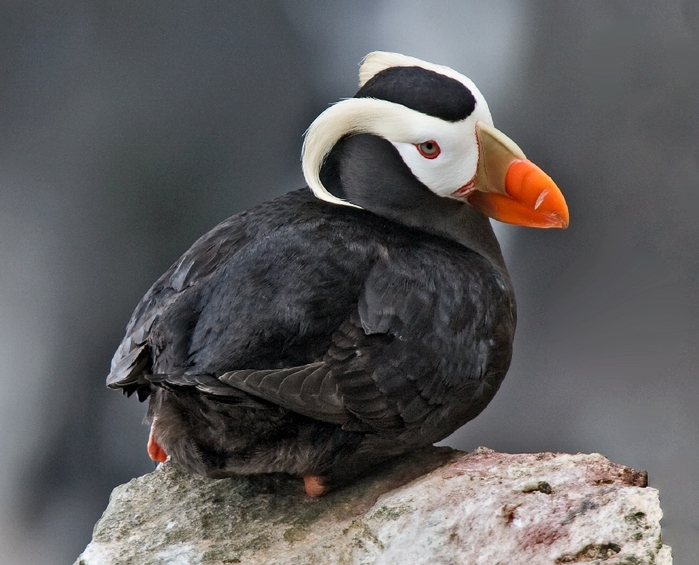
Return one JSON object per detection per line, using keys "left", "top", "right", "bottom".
{"left": 319, "top": 133, "right": 510, "bottom": 277}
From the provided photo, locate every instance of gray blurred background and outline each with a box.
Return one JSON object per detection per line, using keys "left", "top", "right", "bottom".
{"left": 0, "top": 1, "right": 697, "bottom": 563}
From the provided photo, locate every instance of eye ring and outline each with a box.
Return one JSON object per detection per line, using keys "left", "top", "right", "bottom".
{"left": 415, "top": 140, "right": 441, "bottom": 159}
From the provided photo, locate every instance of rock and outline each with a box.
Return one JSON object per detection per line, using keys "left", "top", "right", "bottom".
{"left": 75, "top": 447, "right": 672, "bottom": 564}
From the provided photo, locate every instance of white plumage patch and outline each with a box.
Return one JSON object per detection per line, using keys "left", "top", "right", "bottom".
{"left": 302, "top": 52, "right": 494, "bottom": 207}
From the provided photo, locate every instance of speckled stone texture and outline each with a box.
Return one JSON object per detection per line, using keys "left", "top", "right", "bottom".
{"left": 75, "top": 447, "right": 672, "bottom": 565}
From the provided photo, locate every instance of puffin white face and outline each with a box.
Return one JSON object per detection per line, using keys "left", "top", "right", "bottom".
{"left": 303, "top": 51, "right": 493, "bottom": 206}
{"left": 388, "top": 100, "right": 493, "bottom": 198}
{"left": 363, "top": 52, "right": 496, "bottom": 198}
{"left": 303, "top": 51, "right": 569, "bottom": 228}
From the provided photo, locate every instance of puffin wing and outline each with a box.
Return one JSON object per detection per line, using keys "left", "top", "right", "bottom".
{"left": 213, "top": 327, "right": 402, "bottom": 431}
{"left": 217, "top": 246, "right": 514, "bottom": 434}
{"left": 215, "top": 317, "right": 401, "bottom": 431}
{"left": 218, "top": 362, "right": 347, "bottom": 424}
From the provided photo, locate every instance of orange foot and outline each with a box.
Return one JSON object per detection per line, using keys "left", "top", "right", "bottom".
{"left": 147, "top": 426, "right": 168, "bottom": 463}
{"left": 303, "top": 475, "right": 328, "bottom": 498}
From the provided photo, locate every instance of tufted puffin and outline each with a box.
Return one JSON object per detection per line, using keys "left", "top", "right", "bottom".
{"left": 108, "top": 52, "right": 568, "bottom": 497}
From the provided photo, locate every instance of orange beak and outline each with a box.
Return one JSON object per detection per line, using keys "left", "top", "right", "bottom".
{"left": 456, "top": 122, "right": 569, "bottom": 229}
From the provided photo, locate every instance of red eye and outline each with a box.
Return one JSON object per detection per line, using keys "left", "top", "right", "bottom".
{"left": 416, "top": 140, "right": 440, "bottom": 159}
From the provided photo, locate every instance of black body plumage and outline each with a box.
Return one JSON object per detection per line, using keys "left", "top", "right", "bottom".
{"left": 109, "top": 186, "right": 515, "bottom": 487}
{"left": 108, "top": 53, "right": 524, "bottom": 491}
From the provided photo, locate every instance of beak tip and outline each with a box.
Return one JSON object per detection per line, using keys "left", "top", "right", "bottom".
{"left": 548, "top": 207, "right": 569, "bottom": 229}
{"left": 498, "top": 160, "right": 570, "bottom": 228}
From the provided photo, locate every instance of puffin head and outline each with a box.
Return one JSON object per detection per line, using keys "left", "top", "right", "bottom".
{"left": 302, "top": 51, "right": 568, "bottom": 229}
